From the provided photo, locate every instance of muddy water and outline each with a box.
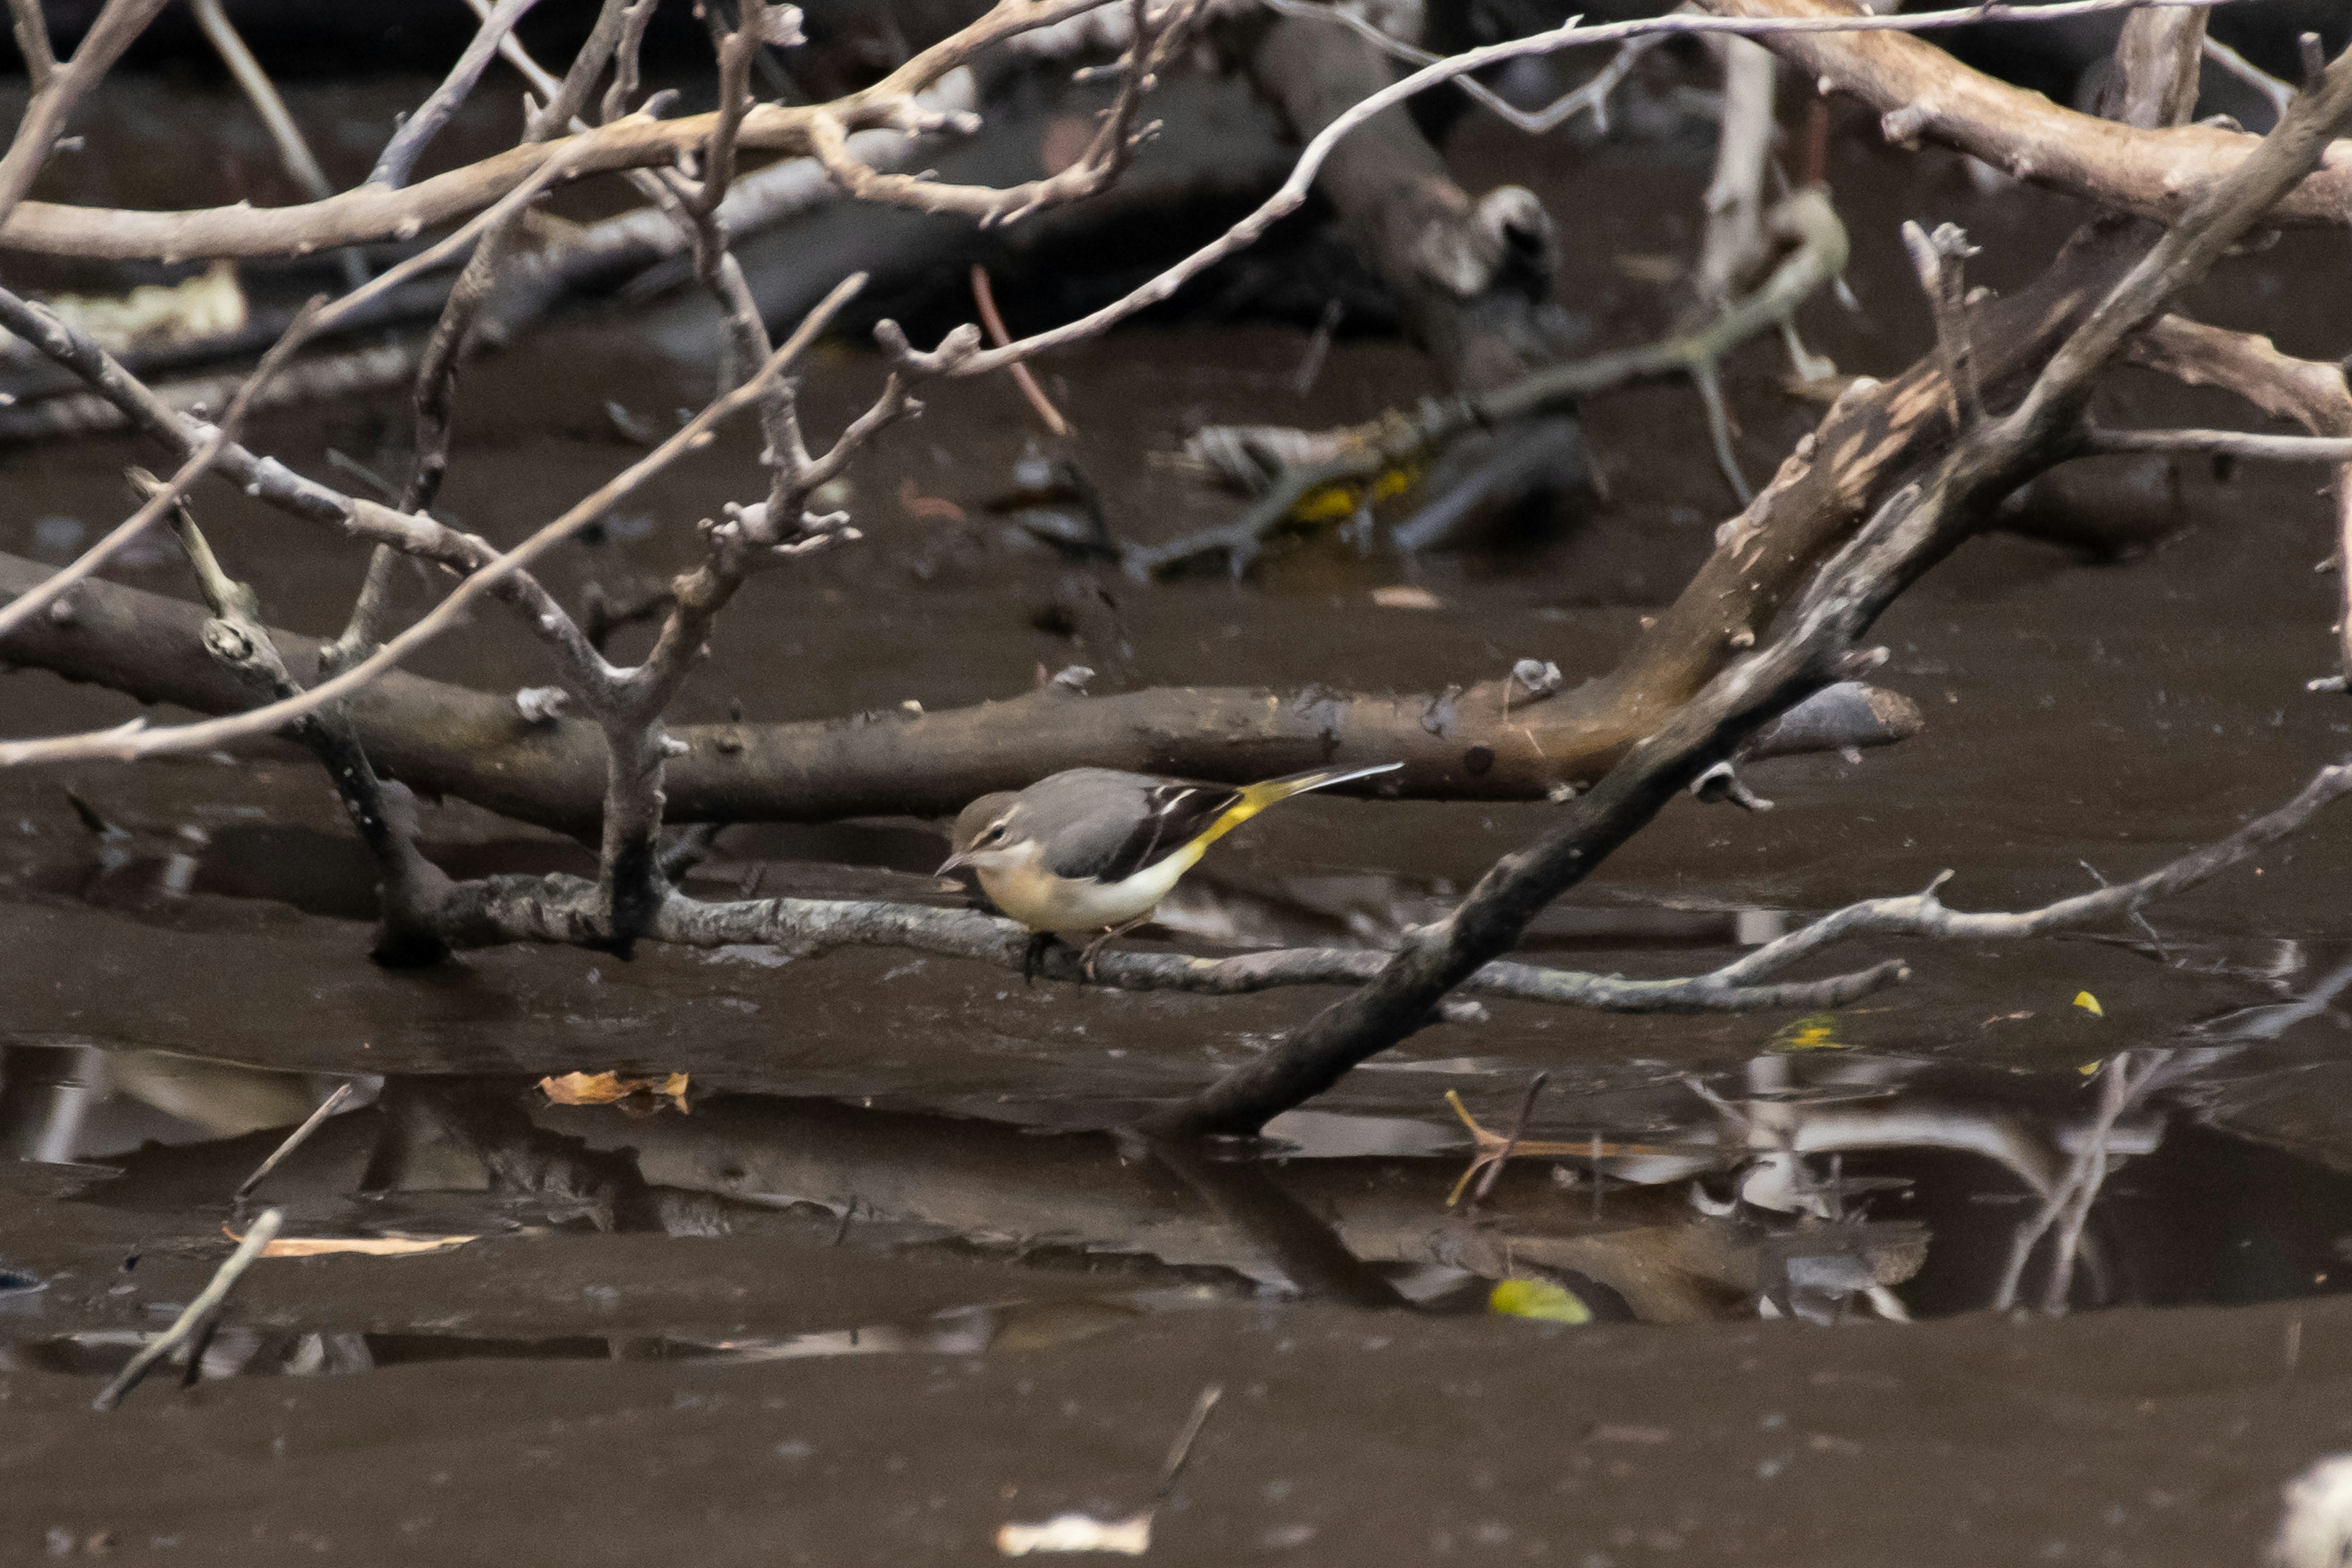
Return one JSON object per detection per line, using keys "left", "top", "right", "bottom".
{"left": 4, "top": 64, "right": 2352, "bottom": 1567}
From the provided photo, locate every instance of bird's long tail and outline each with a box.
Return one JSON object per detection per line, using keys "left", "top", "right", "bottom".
{"left": 1197, "top": 761, "right": 1401, "bottom": 850}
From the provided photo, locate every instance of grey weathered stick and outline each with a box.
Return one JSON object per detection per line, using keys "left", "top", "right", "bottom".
{"left": 2085, "top": 428, "right": 2352, "bottom": 459}
{"left": 0, "top": 273, "right": 867, "bottom": 767}
{"left": 0, "top": 298, "right": 326, "bottom": 644}
{"left": 2204, "top": 34, "right": 2294, "bottom": 122}
{"left": 0, "top": 140, "right": 590, "bottom": 646}
{"left": 92, "top": 1209, "right": 281, "bottom": 1411}
{"left": 0, "top": 0, "right": 172, "bottom": 236}
{"left": 1151, "top": 1384, "right": 1222, "bottom": 1509}
{"left": 235, "top": 1084, "right": 358, "bottom": 1200}
{"left": 7, "top": 0, "right": 55, "bottom": 92}
{"left": 0, "top": 0, "right": 2300, "bottom": 265}
{"left": 1264, "top": 0, "right": 1659, "bottom": 137}
{"left": 189, "top": 0, "right": 336, "bottom": 203}
{"left": 368, "top": 0, "right": 543, "bottom": 189}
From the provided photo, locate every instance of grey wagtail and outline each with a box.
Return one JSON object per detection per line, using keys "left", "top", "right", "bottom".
{"left": 937, "top": 761, "right": 1402, "bottom": 976}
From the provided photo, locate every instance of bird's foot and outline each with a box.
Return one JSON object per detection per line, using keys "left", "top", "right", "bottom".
{"left": 1022, "top": 930, "right": 1055, "bottom": 986}
{"left": 1079, "top": 916, "right": 1149, "bottom": 982}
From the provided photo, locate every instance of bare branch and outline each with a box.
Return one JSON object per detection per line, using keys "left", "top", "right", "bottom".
{"left": 187, "top": 0, "right": 336, "bottom": 203}
{"left": 0, "top": 275, "right": 868, "bottom": 769}
{"left": 1692, "top": 0, "right": 2349, "bottom": 227}
{"left": 91, "top": 1210, "right": 280, "bottom": 1411}
{"left": 0, "top": 0, "right": 2297, "bottom": 265}
{"left": 2082, "top": 428, "right": 2352, "bottom": 460}
{"left": 0, "top": 0, "right": 172, "bottom": 233}
{"left": 600, "top": 0, "right": 660, "bottom": 125}
{"left": 526, "top": 0, "right": 636, "bottom": 139}
{"left": 0, "top": 297, "right": 325, "bottom": 644}
{"left": 368, "top": 0, "right": 543, "bottom": 190}
{"left": 7, "top": 0, "right": 55, "bottom": 93}
{"left": 2203, "top": 34, "right": 2294, "bottom": 123}
{"left": 1262, "top": 0, "right": 1659, "bottom": 138}
{"left": 807, "top": 0, "right": 1182, "bottom": 228}
{"left": 2111, "top": 3, "right": 2207, "bottom": 129}
{"left": 1901, "top": 219, "right": 1983, "bottom": 428}
{"left": 1133, "top": 27, "right": 2352, "bottom": 1140}
{"left": 1714, "top": 752, "right": 2352, "bottom": 987}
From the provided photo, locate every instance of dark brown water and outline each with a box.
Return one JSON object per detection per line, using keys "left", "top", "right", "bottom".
{"left": 5, "top": 62, "right": 2352, "bottom": 1566}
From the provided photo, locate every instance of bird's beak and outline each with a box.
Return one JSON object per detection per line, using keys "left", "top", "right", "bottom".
{"left": 935, "top": 851, "right": 973, "bottom": 877}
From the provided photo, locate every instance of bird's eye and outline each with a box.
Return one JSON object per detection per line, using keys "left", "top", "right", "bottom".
{"left": 980, "top": 824, "right": 1005, "bottom": 845}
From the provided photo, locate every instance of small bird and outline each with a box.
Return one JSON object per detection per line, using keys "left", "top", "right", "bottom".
{"left": 937, "top": 761, "right": 1402, "bottom": 976}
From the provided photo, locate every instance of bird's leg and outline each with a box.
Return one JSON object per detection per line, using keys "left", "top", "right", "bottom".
{"left": 1022, "top": 930, "right": 1055, "bottom": 986}
{"left": 1079, "top": 915, "right": 1152, "bottom": 982}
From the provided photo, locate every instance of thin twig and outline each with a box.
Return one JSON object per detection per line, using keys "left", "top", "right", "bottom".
{"left": 369, "top": 0, "right": 544, "bottom": 189}
{"left": 0, "top": 0, "right": 173, "bottom": 234}
{"left": 2084, "top": 427, "right": 2352, "bottom": 460}
{"left": 1902, "top": 220, "right": 1984, "bottom": 429}
{"left": 7, "top": 0, "right": 55, "bottom": 92}
{"left": 2203, "top": 33, "right": 2294, "bottom": 122}
{"left": 0, "top": 298, "right": 326, "bottom": 643}
{"left": 1468, "top": 1071, "right": 1549, "bottom": 1207}
{"left": 1150, "top": 1384, "right": 1223, "bottom": 1509}
{"left": 92, "top": 1209, "right": 281, "bottom": 1410}
{"left": 235, "top": 1084, "right": 359, "bottom": 1200}
{"left": 1264, "top": 0, "right": 1660, "bottom": 137}
{"left": 970, "top": 265, "right": 1071, "bottom": 437}
{"left": 188, "top": 0, "right": 364, "bottom": 291}
{"left": 0, "top": 274, "right": 869, "bottom": 767}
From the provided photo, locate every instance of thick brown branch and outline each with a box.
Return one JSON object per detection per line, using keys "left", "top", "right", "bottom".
{"left": 0, "top": 551, "right": 1920, "bottom": 831}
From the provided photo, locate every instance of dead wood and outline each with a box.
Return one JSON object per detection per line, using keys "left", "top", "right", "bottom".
{"left": 1697, "top": 0, "right": 2352, "bottom": 225}
{"left": 1232, "top": 9, "right": 1566, "bottom": 393}
{"left": 1137, "top": 26, "right": 2352, "bottom": 1139}
{"left": 0, "top": 551, "right": 1919, "bottom": 831}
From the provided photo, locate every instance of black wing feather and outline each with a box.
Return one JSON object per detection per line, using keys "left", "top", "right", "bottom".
{"left": 1071, "top": 782, "right": 1240, "bottom": 884}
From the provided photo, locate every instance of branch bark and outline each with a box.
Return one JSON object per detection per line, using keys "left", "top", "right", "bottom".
{"left": 1695, "top": 0, "right": 2352, "bottom": 225}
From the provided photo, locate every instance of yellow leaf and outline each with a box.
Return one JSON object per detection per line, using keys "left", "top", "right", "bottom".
{"left": 2079, "top": 1061, "right": 2101, "bottom": 1076}
{"left": 1771, "top": 1011, "right": 1847, "bottom": 1051}
{"left": 1490, "top": 1278, "right": 1592, "bottom": 1324}
{"left": 1291, "top": 483, "right": 1357, "bottom": 522}
{"left": 2073, "top": 991, "right": 2104, "bottom": 1017}
{"left": 538, "top": 1070, "right": 690, "bottom": 1113}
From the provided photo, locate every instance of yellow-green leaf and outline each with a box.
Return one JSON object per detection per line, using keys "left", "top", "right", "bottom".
{"left": 1771, "top": 1012, "right": 1847, "bottom": 1051}
{"left": 1490, "top": 1278, "right": 1592, "bottom": 1324}
{"left": 2073, "top": 991, "right": 2104, "bottom": 1017}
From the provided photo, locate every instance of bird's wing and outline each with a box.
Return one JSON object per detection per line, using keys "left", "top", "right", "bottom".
{"left": 1048, "top": 777, "right": 1242, "bottom": 884}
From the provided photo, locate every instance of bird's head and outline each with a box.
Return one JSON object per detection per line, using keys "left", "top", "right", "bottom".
{"left": 937, "top": 790, "right": 1024, "bottom": 876}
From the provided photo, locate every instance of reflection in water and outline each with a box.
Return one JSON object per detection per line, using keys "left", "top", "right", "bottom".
{"left": 7, "top": 1028, "right": 2352, "bottom": 1392}
{"left": 20, "top": 1287, "right": 1230, "bottom": 1385}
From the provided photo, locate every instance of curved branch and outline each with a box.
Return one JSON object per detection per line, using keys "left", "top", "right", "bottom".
{"left": 1695, "top": 0, "right": 2352, "bottom": 227}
